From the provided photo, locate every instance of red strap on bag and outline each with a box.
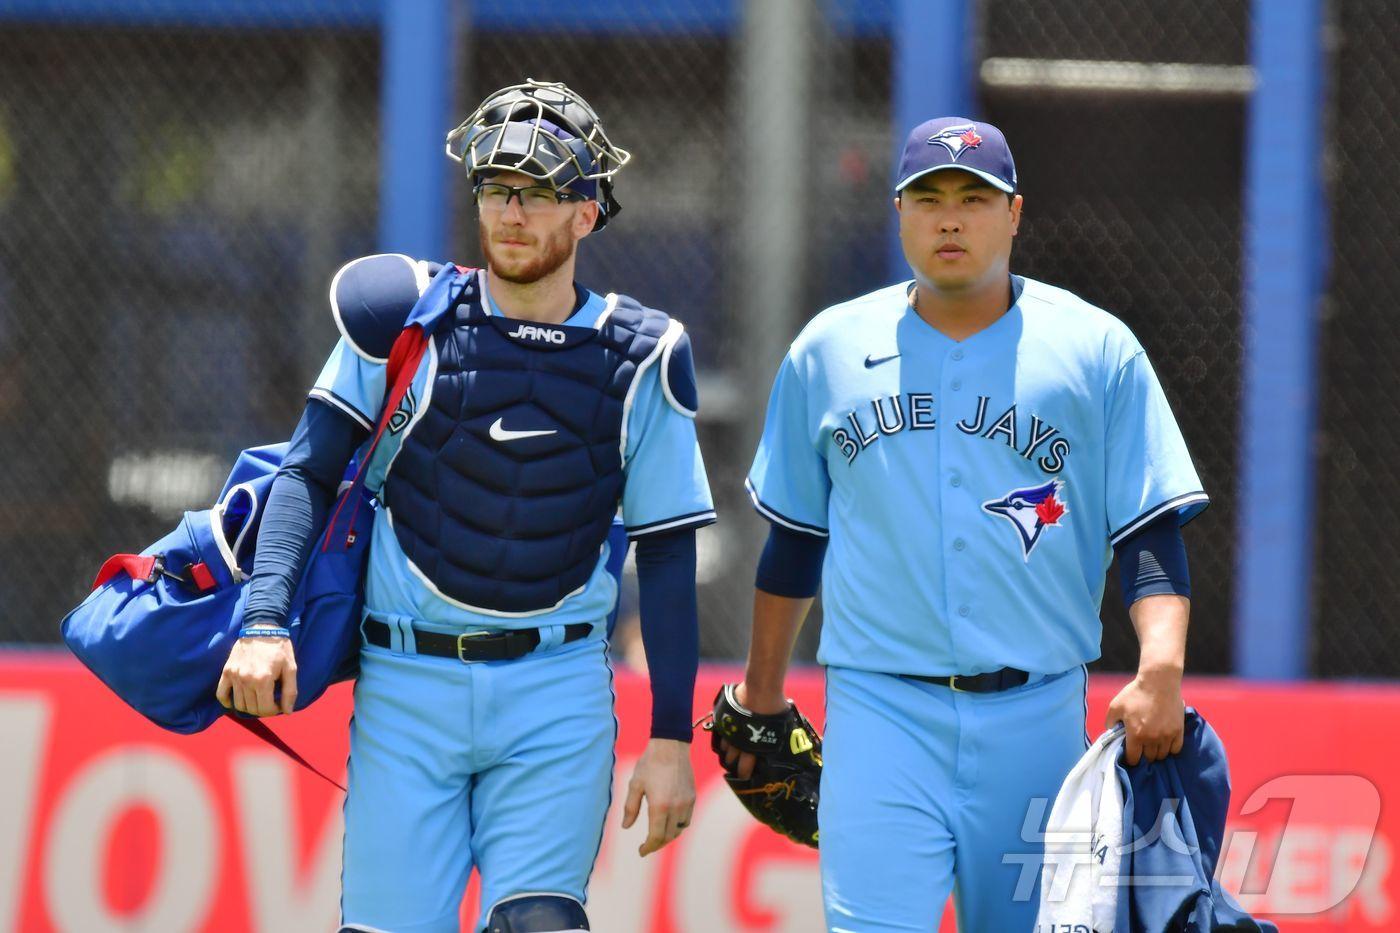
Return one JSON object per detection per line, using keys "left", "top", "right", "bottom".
{"left": 229, "top": 268, "right": 473, "bottom": 792}
{"left": 228, "top": 716, "right": 347, "bottom": 792}
{"left": 320, "top": 323, "right": 429, "bottom": 554}
{"left": 91, "top": 554, "right": 157, "bottom": 590}
{"left": 91, "top": 555, "right": 219, "bottom": 593}
{"left": 237, "top": 310, "right": 444, "bottom": 791}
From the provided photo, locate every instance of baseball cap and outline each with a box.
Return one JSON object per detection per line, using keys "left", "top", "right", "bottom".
{"left": 894, "top": 117, "right": 1017, "bottom": 195}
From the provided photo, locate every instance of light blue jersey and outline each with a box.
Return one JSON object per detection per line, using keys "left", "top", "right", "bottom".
{"left": 747, "top": 275, "right": 1207, "bottom": 677}
{"left": 310, "top": 275, "right": 714, "bottom": 634}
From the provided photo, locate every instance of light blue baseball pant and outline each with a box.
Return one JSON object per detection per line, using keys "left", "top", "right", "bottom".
{"left": 339, "top": 629, "right": 615, "bottom": 933}
{"left": 820, "top": 665, "right": 1089, "bottom": 932}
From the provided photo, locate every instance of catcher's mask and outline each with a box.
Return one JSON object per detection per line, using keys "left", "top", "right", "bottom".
{"left": 446, "top": 78, "right": 631, "bottom": 232}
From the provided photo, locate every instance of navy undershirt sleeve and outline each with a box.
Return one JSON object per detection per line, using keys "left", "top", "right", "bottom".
{"left": 755, "top": 523, "right": 828, "bottom": 599}
{"left": 1115, "top": 512, "right": 1191, "bottom": 607}
{"left": 242, "top": 400, "right": 368, "bottom": 627}
{"left": 634, "top": 528, "right": 700, "bottom": 742}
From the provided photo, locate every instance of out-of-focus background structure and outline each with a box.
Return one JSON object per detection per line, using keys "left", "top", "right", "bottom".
{"left": 4, "top": 0, "right": 1395, "bottom": 682}
{"left": 1, "top": 1, "right": 1397, "bottom": 930}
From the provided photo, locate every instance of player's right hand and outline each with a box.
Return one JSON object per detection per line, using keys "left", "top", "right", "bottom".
{"left": 217, "top": 636, "right": 298, "bottom": 717}
{"left": 719, "top": 681, "right": 788, "bottom": 780}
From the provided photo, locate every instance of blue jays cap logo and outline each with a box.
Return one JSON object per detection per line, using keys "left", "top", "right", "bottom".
{"left": 982, "top": 480, "right": 1069, "bottom": 561}
{"left": 926, "top": 124, "right": 984, "bottom": 162}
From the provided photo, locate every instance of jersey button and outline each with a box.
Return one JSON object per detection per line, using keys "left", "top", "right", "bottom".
{"left": 957, "top": 605, "right": 970, "bottom": 617}
{"left": 949, "top": 474, "right": 962, "bottom": 487}
{"left": 951, "top": 379, "right": 962, "bottom": 391}
{"left": 953, "top": 538, "right": 966, "bottom": 551}
{"left": 951, "top": 349, "right": 964, "bottom": 361}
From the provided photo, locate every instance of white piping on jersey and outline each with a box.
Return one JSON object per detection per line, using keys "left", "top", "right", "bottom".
{"left": 308, "top": 387, "right": 373, "bottom": 432}
{"left": 208, "top": 481, "right": 260, "bottom": 583}
{"left": 626, "top": 509, "right": 717, "bottom": 538}
{"left": 593, "top": 292, "right": 619, "bottom": 329}
{"left": 1108, "top": 490, "right": 1209, "bottom": 546}
{"left": 658, "top": 321, "right": 697, "bottom": 418}
{"left": 1080, "top": 664, "right": 1091, "bottom": 749}
{"left": 328, "top": 252, "right": 425, "bottom": 364}
{"left": 337, "top": 924, "right": 395, "bottom": 933}
{"left": 619, "top": 319, "right": 684, "bottom": 460}
{"left": 744, "top": 477, "right": 830, "bottom": 537}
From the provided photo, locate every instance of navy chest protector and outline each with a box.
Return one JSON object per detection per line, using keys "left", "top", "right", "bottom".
{"left": 382, "top": 274, "right": 674, "bottom": 613}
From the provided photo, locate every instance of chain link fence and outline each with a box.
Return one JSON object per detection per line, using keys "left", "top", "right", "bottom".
{"left": 0, "top": 5, "right": 893, "bottom": 665}
{"left": 981, "top": 0, "right": 1248, "bottom": 674}
{"left": 0, "top": 20, "right": 382, "bottom": 644}
{"left": 1, "top": 1, "right": 1394, "bottom": 680}
{"left": 1314, "top": 0, "right": 1400, "bottom": 678}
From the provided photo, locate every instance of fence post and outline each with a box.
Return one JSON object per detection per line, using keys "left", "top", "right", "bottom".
{"left": 1234, "top": 0, "right": 1327, "bottom": 679}
{"left": 379, "top": 0, "right": 460, "bottom": 258}
{"left": 888, "top": 0, "right": 975, "bottom": 282}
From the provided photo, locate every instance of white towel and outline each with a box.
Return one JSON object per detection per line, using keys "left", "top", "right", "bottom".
{"left": 1035, "top": 724, "right": 1126, "bottom": 932}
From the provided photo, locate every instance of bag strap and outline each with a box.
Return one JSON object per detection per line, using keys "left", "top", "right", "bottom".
{"left": 227, "top": 716, "right": 347, "bottom": 792}
{"left": 90, "top": 554, "right": 217, "bottom": 593}
{"left": 91, "top": 554, "right": 157, "bottom": 590}
{"left": 320, "top": 263, "right": 470, "bottom": 553}
{"left": 235, "top": 263, "right": 472, "bottom": 792}
{"left": 224, "top": 330, "right": 424, "bottom": 792}
{"left": 318, "top": 324, "right": 429, "bottom": 552}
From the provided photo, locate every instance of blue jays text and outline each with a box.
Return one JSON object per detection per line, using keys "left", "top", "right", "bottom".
{"left": 833, "top": 391, "right": 1071, "bottom": 474}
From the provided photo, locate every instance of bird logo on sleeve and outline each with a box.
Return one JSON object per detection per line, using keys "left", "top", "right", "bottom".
{"left": 982, "top": 480, "right": 1069, "bottom": 561}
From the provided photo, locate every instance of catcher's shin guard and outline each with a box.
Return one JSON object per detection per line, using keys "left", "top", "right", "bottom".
{"left": 701, "top": 683, "right": 822, "bottom": 848}
{"left": 484, "top": 893, "right": 589, "bottom": 932}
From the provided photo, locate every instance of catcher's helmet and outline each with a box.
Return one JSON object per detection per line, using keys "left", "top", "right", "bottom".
{"left": 446, "top": 78, "right": 631, "bottom": 231}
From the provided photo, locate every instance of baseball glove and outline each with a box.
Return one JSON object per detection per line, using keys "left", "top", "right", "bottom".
{"left": 700, "top": 683, "right": 822, "bottom": 848}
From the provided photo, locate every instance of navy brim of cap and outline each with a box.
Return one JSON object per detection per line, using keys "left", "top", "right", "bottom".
{"left": 895, "top": 164, "right": 1015, "bottom": 195}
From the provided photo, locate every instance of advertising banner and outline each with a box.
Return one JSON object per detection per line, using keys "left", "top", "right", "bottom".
{"left": 0, "top": 655, "right": 1392, "bottom": 931}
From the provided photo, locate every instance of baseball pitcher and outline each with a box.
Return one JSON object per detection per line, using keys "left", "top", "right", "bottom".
{"left": 718, "top": 117, "right": 1208, "bottom": 930}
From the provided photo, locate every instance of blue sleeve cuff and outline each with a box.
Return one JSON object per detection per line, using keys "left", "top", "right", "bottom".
{"left": 755, "top": 523, "right": 828, "bottom": 599}
{"left": 1115, "top": 511, "right": 1191, "bottom": 607}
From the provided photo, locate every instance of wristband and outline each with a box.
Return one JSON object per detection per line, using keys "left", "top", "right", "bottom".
{"left": 239, "top": 625, "right": 291, "bottom": 640}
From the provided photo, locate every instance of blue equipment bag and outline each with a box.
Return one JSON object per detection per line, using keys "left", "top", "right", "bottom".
{"left": 60, "top": 444, "right": 372, "bottom": 734}
{"left": 60, "top": 262, "right": 464, "bottom": 738}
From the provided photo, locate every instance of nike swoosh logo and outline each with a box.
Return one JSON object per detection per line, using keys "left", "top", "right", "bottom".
{"left": 864, "top": 353, "right": 901, "bottom": 368}
{"left": 488, "top": 417, "right": 557, "bottom": 442}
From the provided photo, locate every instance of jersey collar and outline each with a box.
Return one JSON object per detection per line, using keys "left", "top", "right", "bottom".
{"left": 476, "top": 268, "right": 604, "bottom": 327}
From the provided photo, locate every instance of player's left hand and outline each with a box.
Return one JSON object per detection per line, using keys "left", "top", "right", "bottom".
{"left": 621, "top": 738, "right": 696, "bottom": 857}
{"left": 1105, "top": 672, "right": 1185, "bottom": 766}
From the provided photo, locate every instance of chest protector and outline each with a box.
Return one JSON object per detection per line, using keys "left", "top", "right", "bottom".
{"left": 377, "top": 267, "right": 676, "bottom": 614}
